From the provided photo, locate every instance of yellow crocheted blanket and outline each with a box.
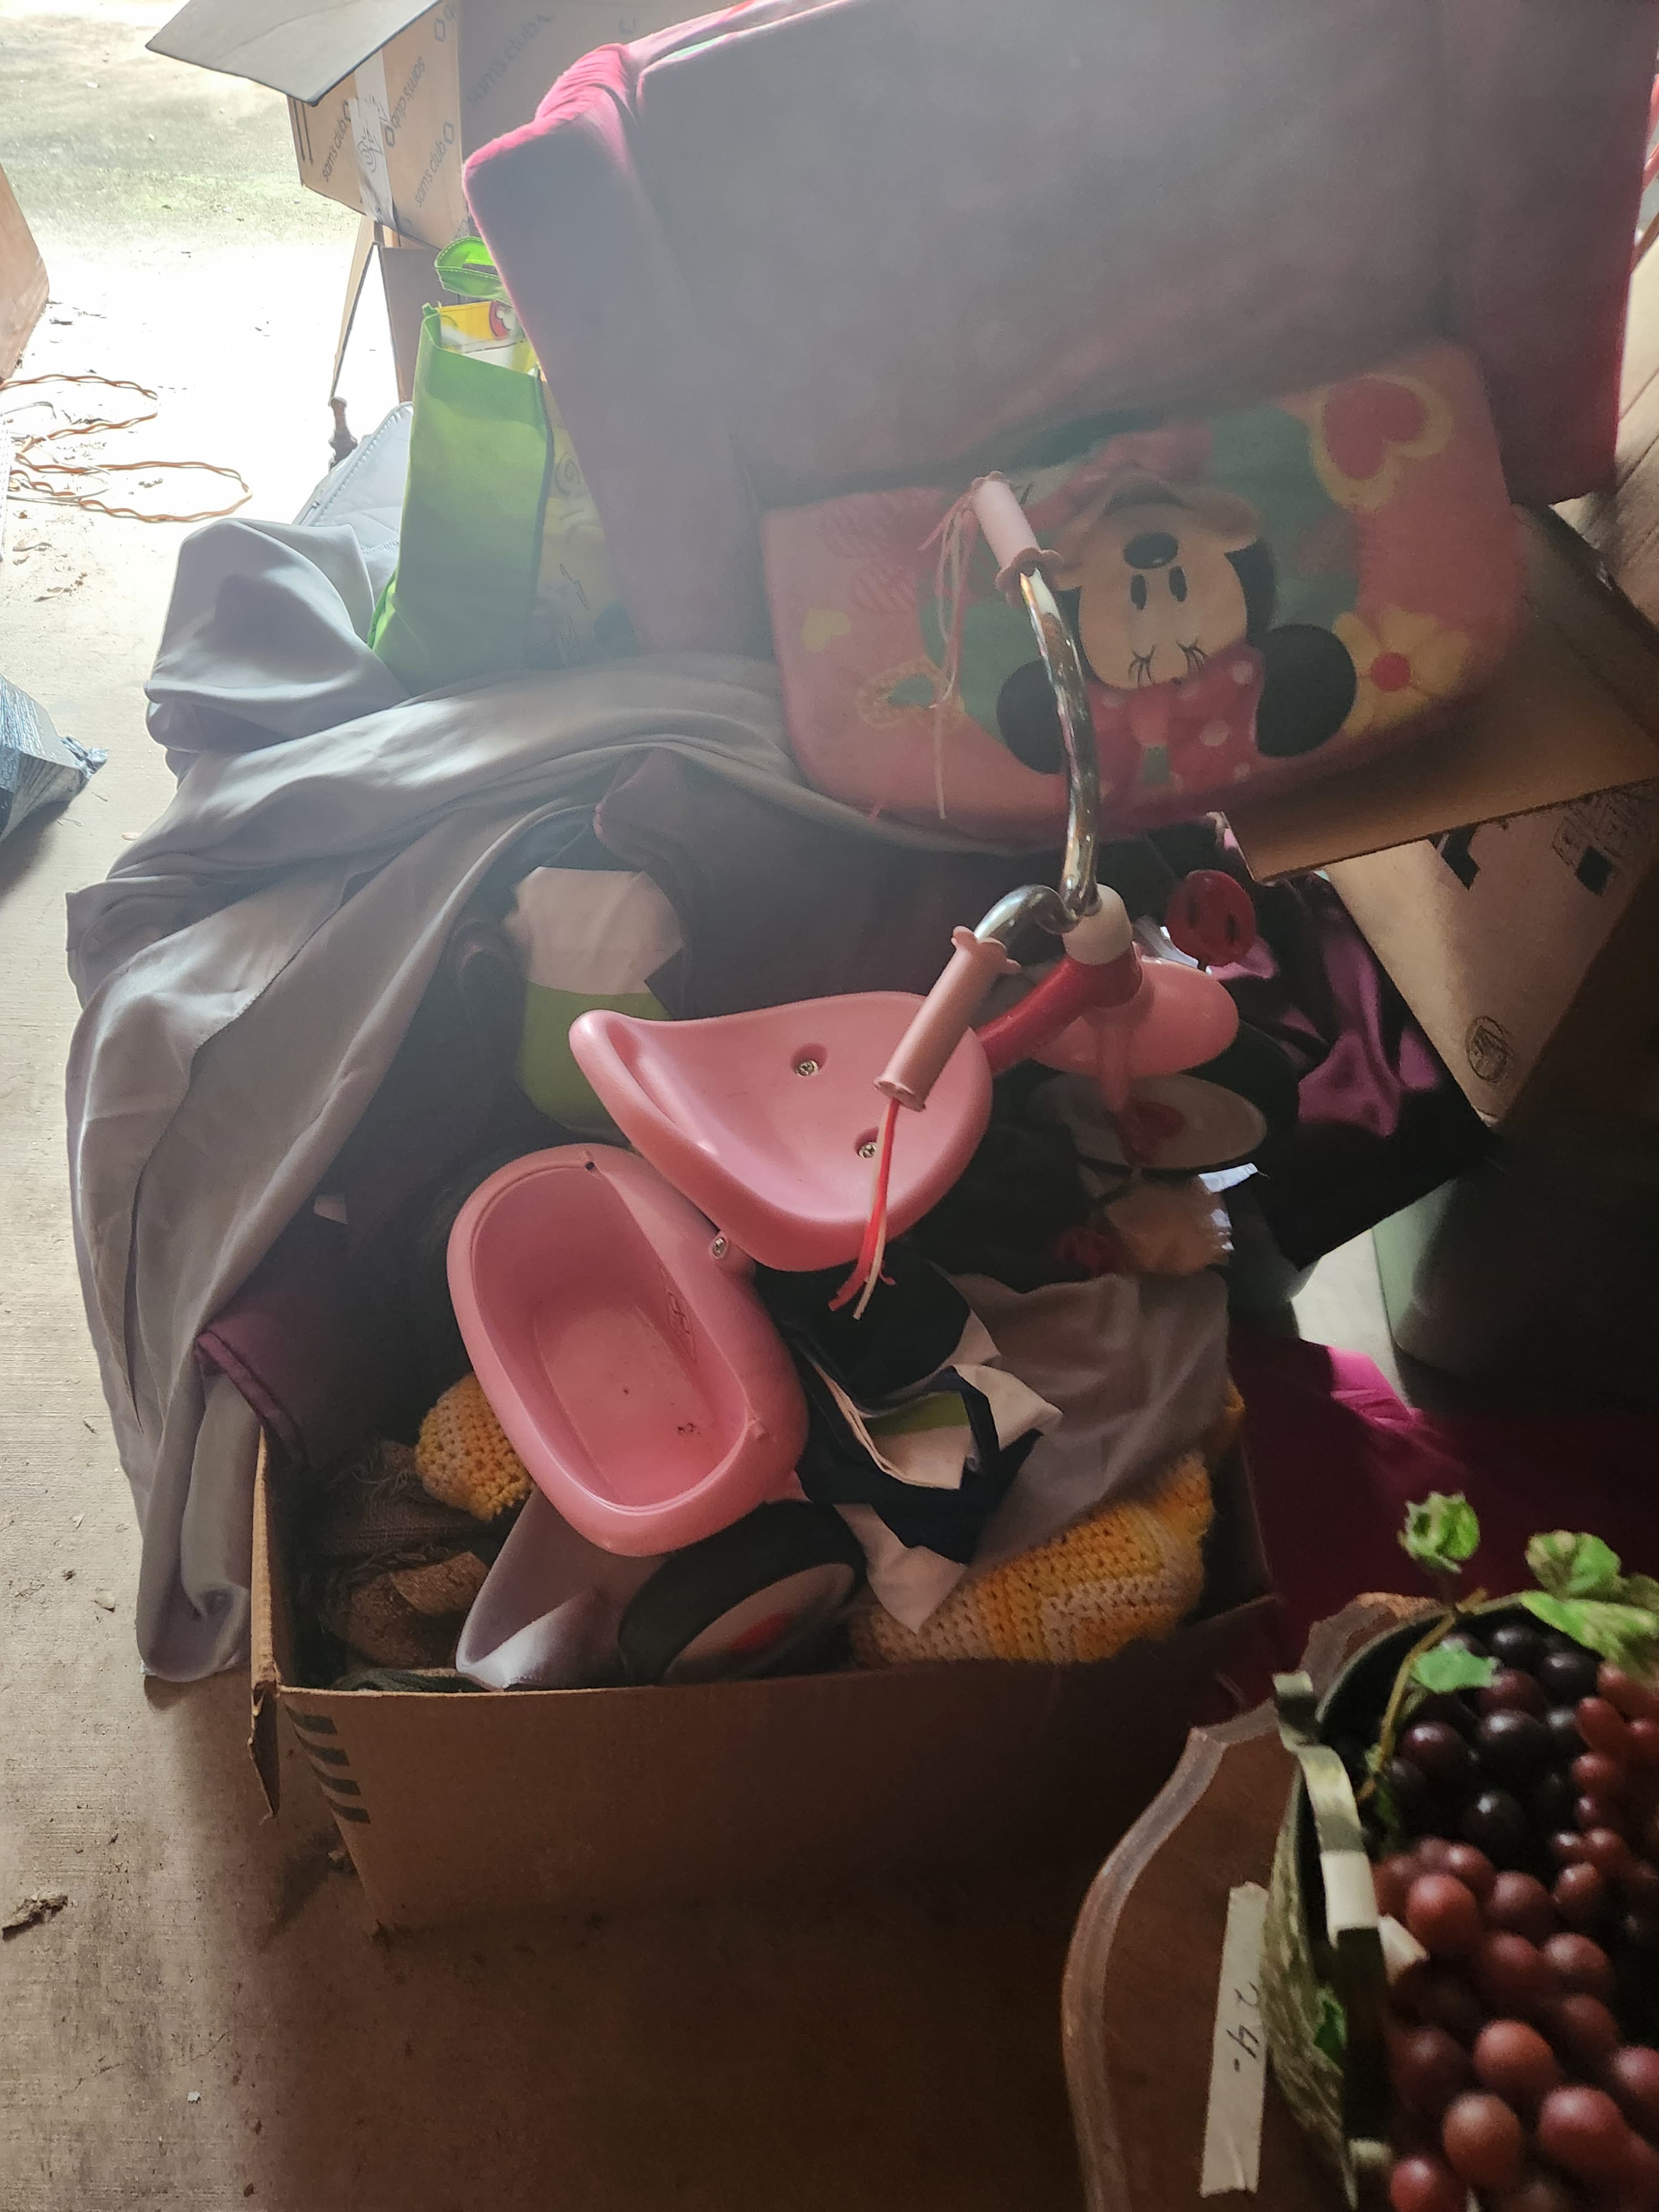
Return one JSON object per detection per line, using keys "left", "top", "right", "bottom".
{"left": 850, "top": 1383, "right": 1245, "bottom": 1668}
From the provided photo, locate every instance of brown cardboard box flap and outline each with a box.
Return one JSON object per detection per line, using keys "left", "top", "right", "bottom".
{"left": 1230, "top": 513, "right": 1659, "bottom": 879}
{"left": 148, "top": 0, "right": 431, "bottom": 103}
{"left": 248, "top": 1438, "right": 294, "bottom": 1814}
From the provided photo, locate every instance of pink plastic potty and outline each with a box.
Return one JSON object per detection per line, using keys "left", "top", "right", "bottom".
{"left": 569, "top": 992, "right": 993, "bottom": 1272}
{"left": 447, "top": 1146, "right": 808, "bottom": 1555}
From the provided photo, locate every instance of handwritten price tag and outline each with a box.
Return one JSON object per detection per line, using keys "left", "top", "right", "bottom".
{"left": 1200, "top": 1882, "right": 1269, "bottom": 2197}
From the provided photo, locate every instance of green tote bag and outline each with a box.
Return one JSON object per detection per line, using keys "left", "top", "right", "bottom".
{"left": 369, "top": 297, "right": 553, "bottom": 694}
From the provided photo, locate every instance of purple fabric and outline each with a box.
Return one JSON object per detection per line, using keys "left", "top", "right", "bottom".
{"left": 1216, "top": 870, "right": 1488, "bottom": 1268}
{"left": 465, "top": 0, "right": 1659, "bottom": 658}
{"left": 196, "top": 1211, "right": 397, "bottom": 1474}
{"left": 1231, "top": 1329, "right": 1659, "bottom": 1693}
{"left": 196, "top": 917, "right": 559, "bottom": 1474}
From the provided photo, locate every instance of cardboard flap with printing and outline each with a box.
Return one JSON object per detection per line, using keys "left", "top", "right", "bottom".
{"left": 1232, "top": 514, "right": 1659, "bottom": 880}
{"left": 1328, "top": 781, "right": 1659, "bottom": 1125}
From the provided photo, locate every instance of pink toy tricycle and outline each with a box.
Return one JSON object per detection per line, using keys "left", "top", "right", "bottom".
{"left": 447, "top": 477, "right": 1263, "bottom": 1676}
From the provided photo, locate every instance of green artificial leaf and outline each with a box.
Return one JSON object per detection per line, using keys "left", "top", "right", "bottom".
{"left": 1313, "top": 1988, "right": 1347, "bottom": 2065}
{"left": 1527, "top": 1531, "right": 1624, "bottom": 1601}
{"left": 1521, "top": 1593, "right": 1659, "bottom": 1679}
{"left": 1411, "top": 1644, "right": 1499, "bottom": 1695}
{"left": 1619, "top": 1574, "right": 1659, "bottom": 1614}
{"left": 1400, "top": 1493, "right": 1480, "bottom": 1573}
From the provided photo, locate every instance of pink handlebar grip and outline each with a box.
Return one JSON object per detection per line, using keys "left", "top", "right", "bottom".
{"left": 977, "top": 943, "right": 1141, "bottom": 1076}
{"left": 877, "top": 928, "right": 1013, "bottom": 1109}
{"left": 972, "top": 475, "right": 1041, "bottom": 572}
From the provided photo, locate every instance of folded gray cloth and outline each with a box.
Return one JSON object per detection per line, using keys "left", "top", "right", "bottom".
{"left": 67, "top": 516, "right": 999, "bottom": 1682}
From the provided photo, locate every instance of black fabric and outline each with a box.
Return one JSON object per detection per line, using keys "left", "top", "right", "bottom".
{"left": 909, "top": 1068, "right": 1092, "bottom": 1288}
{"left": 754, "top": 1244, "right": 971, "bottom": 1401}
{"left": 792, "top": 1360, "right": 1039, "bottom": 1564}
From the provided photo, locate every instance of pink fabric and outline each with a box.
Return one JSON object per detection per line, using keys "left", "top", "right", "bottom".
{"left": 1231, "top": 1329, "right": 1659, "bottom": 1692}
{"left": 763, "top": 341, "right": 1521, "bottom": 837}
{"left": 466, "top": 0, "right": 1658, "bottom": 659}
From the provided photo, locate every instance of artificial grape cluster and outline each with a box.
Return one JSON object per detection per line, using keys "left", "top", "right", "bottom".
{"left": 1370, "top": 1626, "right": 1659, "bottom": 2212}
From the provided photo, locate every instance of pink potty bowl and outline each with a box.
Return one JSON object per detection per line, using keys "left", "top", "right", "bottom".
{"left": 447, "top": 1146, "right": 808, "bottom": 1556}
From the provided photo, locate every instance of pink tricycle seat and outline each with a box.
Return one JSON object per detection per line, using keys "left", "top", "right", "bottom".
{"left": 570, "top": 992, "right": 993, "bottom": 1272}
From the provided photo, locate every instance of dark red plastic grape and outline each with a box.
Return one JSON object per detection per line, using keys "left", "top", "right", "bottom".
{"left": 1536, "top": 2084, "right": 1634, "bottom": 2182}
{"left": 1442, "top": 2091, "right": 1526, "bottom": 2191}
{"left": 1474, "top": 1932, "right": 1552, "bottom": 2013}
{"left": 1408, "top": 1874, "right": 1485, "bottom": 1959}
{"left": 1579, "top": 1794, "right": 1629, "bottom": 1838}
{"left": 1604, "top": 2044, "right": 1659, "bottom": 2135}
{"left": 1630, "top": 1718, "right": 1659, "bottom": 1771}
{"left": 1624, "top": 1858, "right": 1659, "bottom": 1911}
{"left": 1473, "top": 2018, "right": 1562, "bottom": 2109}
{"left": 1551, "top": 1830, "right": 1594, "bottom": 1867}
{"left": 1621, "top": 1907, "right": 1659, "bottom": 1955}
{"left": 1464, "top": 1790, "right": 1531, "bottom": 1865}
{"left": 1613, "top": 2133, "right": 1659, "bottom": 2212}
{"left": 1575, "top": 1751, "right": 1629, "bottom": 1800}
{"left": 1417, "top": 1837, "right": 1457, "bottom": 1872}
{"left": 1484, "top": 1670, "right": 1549, "bottom": 1720}
{"left": 1374, "top": 1853, "right": 1417, "bottom": 1920}
{"left": 1415, "top": 1691, "right": 1482, "bottom": 1741}
{"left": 1532, "top": 1775, "right": 1578, "bottom": 1836}
{"left": 1582, "top": 1698, "right": 1637, "bottom": 1759}
{"left": 1400, "top": 1966, "right": 1486, "bottom": 2043}
{"left": 1387, "top": 1759, "right": 1434, "bottom": 1834}
{"left": 1392, "top": 2023, "right": 1477, "bottom": 2116}
{"left": 1584, "top": 1828, "right": 1634, "bottom": 1875}
{"left": 1488, "top": 1872, "right": 1558, "bottom": 1945}
{"left": 1543, "top": 1932, "right": 1615, "bottom": 2001}
{"left": 1554, "top": 1861, "right": 1611, "bottom": 1933}
{"left": 1540, "top": 1646, "right": 1601, "bottom": 1703}
{"left": 1481, "top": 1710, "right": 1553, "bottom": 1784}
{"left": 1490, "top": 1623, "right": 1547, "bottom": 1675}
{"left": 1443, "top": 1630, "right": 1489, "bottom": 1657}
{"left": 1542, "top": 1994, "right": 1623, "bottom": 2070}
{"left": 1388, "top": 2151, "right": 1468, "bottom": 2212}
{"left": 1492, "top": 2172, "right": 1582, "bottom": 2212}
{"left": 1441, "top": 1844, "right": 1496, "bottom": 1902}
{"left": 1601, "top": 1668, "right": 1659, "bottom": 1724}
{"left": 1403, "top": 1721, "right": 1478, "bottom": 1790}
{"left": 1546, "top": 1705, "right": 1587, "bottom": 1760}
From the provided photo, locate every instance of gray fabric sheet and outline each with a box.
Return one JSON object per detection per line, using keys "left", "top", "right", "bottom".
{"left": 65, "top": 518, "right": 1005, "bottom": 1682}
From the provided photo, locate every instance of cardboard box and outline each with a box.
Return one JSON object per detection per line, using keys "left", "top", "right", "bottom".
{"left": 1328, "top": 778, "right": 1659, "bottom": 1131}
{"left": 1229, "top": 512, "right": 1659, "bottom": 882}
{"left": 251, "top": 1439, "right": 1275, "bottom": 1930}
{"left": 149, "top": 0, "right": 702, "bottom": 249}
{"left": 0, "top": 161, "right": 46, "bottom": 382}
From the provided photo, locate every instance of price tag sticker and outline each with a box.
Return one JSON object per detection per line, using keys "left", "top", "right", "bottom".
{"left": 1200, "top": 1881, "right": 1269, "bottom": 2197}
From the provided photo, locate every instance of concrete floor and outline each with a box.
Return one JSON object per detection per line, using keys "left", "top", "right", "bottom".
{"left": 0, "top": 11, "right": 1395, "bottom": 2206}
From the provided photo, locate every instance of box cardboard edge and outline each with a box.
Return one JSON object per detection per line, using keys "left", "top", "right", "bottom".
{"left": 1230, "top": 513, "right": 1659, "bottom": 879}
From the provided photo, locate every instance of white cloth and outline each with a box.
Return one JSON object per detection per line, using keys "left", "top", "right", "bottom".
{"left": 950, "top": 1269, "right": 1230, "bottom": 1572}
{"left": 455, "top": 1493, "right": 661, "bottom": 1690}
{"left": 504, "top": 865, "right": 683, "bottom": 994}
{"left": 823, "top": 1313, "right": 1061, "bottom": 1631}
{"left": 67, "top": 517, "right": 1006, "bottom": 1681}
